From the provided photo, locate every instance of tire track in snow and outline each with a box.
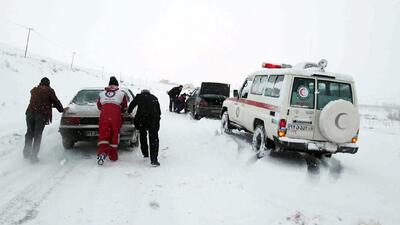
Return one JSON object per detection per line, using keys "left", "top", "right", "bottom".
{"left": 224, "top": 131, "right": 260, "bottom": 164}
{"left": 0, "top": 161, "right": 77, "bottom": 225}
{"left": 0, "top": 132, "right": 24, "bottom": 159}
{"left": 225, "top": 131, "right": 252, "bottom": 153}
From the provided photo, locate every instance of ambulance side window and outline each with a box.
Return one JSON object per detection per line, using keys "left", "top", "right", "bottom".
{"left": 250, "top": 75, "right": 268, "bottom": 95}
{"left": 264, "top": 75, "right": 284, "bottom": 98}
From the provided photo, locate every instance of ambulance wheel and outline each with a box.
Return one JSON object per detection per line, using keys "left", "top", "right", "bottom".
{"left": 252, "top": 125, "right": 267, "bottom": 158}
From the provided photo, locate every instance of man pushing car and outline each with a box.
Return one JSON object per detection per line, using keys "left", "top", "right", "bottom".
{"left": 96, "top": 76, "right": 127, "bottom": 165}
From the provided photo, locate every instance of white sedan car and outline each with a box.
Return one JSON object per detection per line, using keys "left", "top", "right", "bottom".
{"left": 59, "top": 87, "right": 139, "bottom": 149}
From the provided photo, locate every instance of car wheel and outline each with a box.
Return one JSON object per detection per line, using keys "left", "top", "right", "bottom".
{"left": 252, "top": 125, "right": 267, "bottom": 158}
{"left": 192, "top": 107, "right": 201, "bottom": 120}
{"left": 221, "top": 111, "right": 232, "bottom": 134}
{"left": 62, "top": 137, "right": 75, "bottom": 149}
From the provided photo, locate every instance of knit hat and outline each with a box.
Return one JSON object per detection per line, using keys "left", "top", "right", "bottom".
{"left": 109, "top": 76, "right": 119, "bottom": 86}
{"left": 40, "top": 77, "right": 50, "bottom": 86}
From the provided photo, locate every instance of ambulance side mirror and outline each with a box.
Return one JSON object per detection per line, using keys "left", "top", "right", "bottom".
{"left": 233, "top": 90, "right": 239, "bottom": 98}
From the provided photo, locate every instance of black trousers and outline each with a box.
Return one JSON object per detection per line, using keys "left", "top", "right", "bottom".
{"left": 169, "top": 97, "right": 177, "bottom": 112}
{"left": 138, "top": 121, "right": 160, "bottom": 162}
{"left": 23, "top": 112, "right": 46, "bottom": 158}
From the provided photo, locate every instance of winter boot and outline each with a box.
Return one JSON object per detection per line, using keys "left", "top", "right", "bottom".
{"left": 97, "top": 154, "right": 107, "bottom": 166}
{"left": 30, "top": 155, "right": 39, "bottom": 164}
{"left": 151, "top": 160, "right": 160, "bottom": 167}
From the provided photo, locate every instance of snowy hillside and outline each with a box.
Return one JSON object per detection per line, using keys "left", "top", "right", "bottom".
{"left": 0, "top": 44, "right": 399, "bottom": 225}
{"left": 0, "top": 43, "right": 106, "bottom": 136}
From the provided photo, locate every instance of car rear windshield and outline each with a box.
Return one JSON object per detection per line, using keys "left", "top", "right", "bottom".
{"left": 317, "top": 80, "right": 353, "bottom": 110}
{"left": 72, "top": 90, "right": 101, "bottom": 105}
{"left": 199, "top": 82, "right": 230, "bottom": 97}
{"left": 290, "top": 77, "right": 315, "bottom": 109}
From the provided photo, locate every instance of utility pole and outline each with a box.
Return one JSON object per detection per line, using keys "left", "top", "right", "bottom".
{"left": 101, "top": 66, "right": 104, "bottom": 79}
{"left": 24, "top": 28, "right": 33, "bottom": 58}
{"left": 70, "top": 52, "right": 76, "bottom": 69}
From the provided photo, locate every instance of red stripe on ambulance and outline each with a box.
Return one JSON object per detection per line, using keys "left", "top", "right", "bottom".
{"left": 226, "top": 98, "right": 278, "bottom": 111}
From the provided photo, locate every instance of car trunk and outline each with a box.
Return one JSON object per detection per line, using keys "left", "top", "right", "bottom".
{"left": 64, "top": 104, "right": 99, "bottom": 117}
{"left": 199, "top": 82, "right": 230, "bottom": 107}
{"left": 200, "top": 94, "right": 227, "bottom": 107}
{"left": 63, "top": 103, "right": 134, "bottom": 125}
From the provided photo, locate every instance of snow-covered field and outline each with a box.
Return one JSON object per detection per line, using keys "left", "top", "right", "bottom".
{"left": 0, "top": 45, "right": 399, "bottom": 225}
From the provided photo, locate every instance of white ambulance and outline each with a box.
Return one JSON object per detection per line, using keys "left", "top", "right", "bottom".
{"left": 221, "top": 60, "right": 360, "bottom": 158}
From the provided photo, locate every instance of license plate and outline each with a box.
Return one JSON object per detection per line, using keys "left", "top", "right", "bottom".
{"left": 85, "top": 131, "right": 98, "bottom": 136}
{"left": 287, "top": 123, "right": 313, "bottom": 132}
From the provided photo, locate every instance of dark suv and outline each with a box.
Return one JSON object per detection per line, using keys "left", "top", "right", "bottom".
{"left": 186, "top": 82, "right": 230, "bottom": 119}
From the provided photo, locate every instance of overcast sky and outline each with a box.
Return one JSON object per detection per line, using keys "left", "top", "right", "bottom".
{"left": 0, "top": 0, "right": 399, "bottom": 103}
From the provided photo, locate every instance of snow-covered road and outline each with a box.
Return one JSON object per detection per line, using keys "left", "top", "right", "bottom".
{"left": 1, "top": 45, "right": 399, "bottom": 225}
{"left": 0, "top": 109, "right": 399, "bottom": 225}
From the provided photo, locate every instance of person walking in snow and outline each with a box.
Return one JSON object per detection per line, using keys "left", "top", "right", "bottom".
{"left": 96, "top": 76, "right": 128, "bottom": 165}
{"left": 128, "top": 89, "right": 161, "bottom": 167}
{"left": 24, "top": 77, "right": 65, "bottom": 163}
{"left": 167, "top": 85, "right": 183, "bottom": 112}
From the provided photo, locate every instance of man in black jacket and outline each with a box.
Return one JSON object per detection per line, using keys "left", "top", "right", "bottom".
{"left": 128, "top": 89, "right": 161, "bottom": 166}
{"left": 167, "top": 85, "right": 183, "bottom": 112}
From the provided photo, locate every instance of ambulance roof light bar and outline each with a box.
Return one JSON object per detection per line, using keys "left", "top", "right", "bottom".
{"left": 262, "top": 62, "right": 292, "bottom": 69}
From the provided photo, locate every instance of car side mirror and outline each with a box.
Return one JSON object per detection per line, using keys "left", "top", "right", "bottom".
{"left": 233, "top": 90, "right": 239, "bottom": 98}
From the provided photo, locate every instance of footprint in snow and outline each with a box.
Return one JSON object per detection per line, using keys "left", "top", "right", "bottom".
{"left": 149, "top": 201, "right": 160, "bottom": 210}
{"left": 125, "top": 171, "right": 141, "bottom": 178}
{"left": 60, "top": 159, "right": 67, "bottom": 165}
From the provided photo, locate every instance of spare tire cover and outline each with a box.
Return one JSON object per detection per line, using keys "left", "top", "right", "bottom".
{"left": 319, "top": 100, "right": 360, "bottom": 144}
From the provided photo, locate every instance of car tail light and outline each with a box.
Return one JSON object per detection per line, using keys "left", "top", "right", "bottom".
{"left": 278, "top": 119, "right": 287, "bottom": 137}
{"left": 199, "top": 99, "right": 208, "bottom": 107}
{"left": 279, "top": 119, "right": 287, "bottom": 128}
{"left": 61, "top": 117, "right": 80, "bottom": 125}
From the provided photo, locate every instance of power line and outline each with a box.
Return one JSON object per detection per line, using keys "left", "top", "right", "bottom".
{"left": 32, "top": 30, "right": 71, "bottom": 52}
{"left": 0, "top": 16, "right": 30, "bottom": 30}
{"left": 0, "top": 16, "right": 104, "bottom": 73}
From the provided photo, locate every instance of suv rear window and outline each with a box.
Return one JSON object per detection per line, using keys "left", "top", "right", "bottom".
{"left": 317, "top": 80, "right": 353, "bottom": 110}
{"left": 72, "top": 90, "right": 101, "bottom": 105}
{"left": 290, "top": 78, "right": 315, "bottom": 109}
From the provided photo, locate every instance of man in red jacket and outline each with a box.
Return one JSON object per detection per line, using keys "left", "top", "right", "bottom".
{"left": 96, "top": 76, "right": 127, "bottom": 165}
